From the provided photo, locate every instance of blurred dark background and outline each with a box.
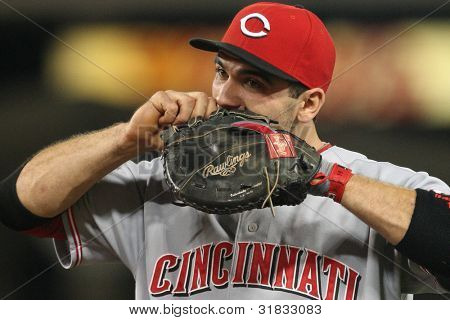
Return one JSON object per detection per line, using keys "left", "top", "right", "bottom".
{"left": 0, "top": 0, "right": 449, "bottom": 299}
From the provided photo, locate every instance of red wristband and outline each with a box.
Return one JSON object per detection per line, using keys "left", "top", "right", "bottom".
{"left": 327, "top": 164, "right": 353, "bottom": 203}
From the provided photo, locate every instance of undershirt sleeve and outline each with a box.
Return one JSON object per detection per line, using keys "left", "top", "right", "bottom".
{"left": 0, "top": 164, "right": 66, "bottom": 239}
{"left": 395, "top": 189, "right": 450, "bottom": 289}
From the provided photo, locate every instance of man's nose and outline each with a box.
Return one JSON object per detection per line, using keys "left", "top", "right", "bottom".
{"left": 215, "top": 80, "right": 243, "bottom": 110}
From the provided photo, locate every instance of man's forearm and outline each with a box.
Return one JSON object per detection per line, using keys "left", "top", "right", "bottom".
{"left": 341, "top": 175, "right": 416, "bottom": 245}
{"left": 340, "top": 176, "right": 450, "bottom": 282}
{"left": 16, "top": 123, "right": 137, "bottom": 218}
{"left": 310, "top": 160, "right": 449, "bottom": 278}
{"left": 14, "top": 92, "right": 217, "bottom": 219}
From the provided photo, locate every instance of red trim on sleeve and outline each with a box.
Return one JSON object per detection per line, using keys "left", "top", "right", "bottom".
{"left": 434, "top": 192, "right": 450, "bottom": 208}
{"left": 67, "top": 207, "right": 83, "bottom": 267}
{"left": 318, "top": 143, "right": 332, "bottom": 154}
{"left": 21, "top": 216, "right": 67, "bottom": 240}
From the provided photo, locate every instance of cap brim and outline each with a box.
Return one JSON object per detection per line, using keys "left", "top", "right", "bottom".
{"left": 189, "top": 38, "right": 299, "bottom": 84}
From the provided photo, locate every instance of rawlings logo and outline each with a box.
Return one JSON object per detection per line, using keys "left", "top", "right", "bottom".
{"left": 203, "top": 152, "right": 251, "bottom": 177}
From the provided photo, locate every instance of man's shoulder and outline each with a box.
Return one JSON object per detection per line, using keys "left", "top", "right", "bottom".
{"left": 322, "top": 145, "right": 368, "bottom": 165}
{"left": 325, "top": 146, "right": 449, "bottom": 192}
{"left": 324, "top": 145, "right": 410, "bottom": 170}
{"left": 325, "top": 145, "right": 414, "bottom": 175}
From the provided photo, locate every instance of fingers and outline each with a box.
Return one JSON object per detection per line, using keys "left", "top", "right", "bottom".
{"left": 206, "top": 96, "right": 219, "bottom": 118}
{"left": 127, "top": 90, "right": 216, "bottom": 151}
{"left": 150, "top": 90, "right": 216, "bottom": 126}
{"left": 169, "top": 91, "right": 196, "bottom": 125}
{"left": 189, "top": 92, "right": 209, "bottom": 119}
{"left": 150, "top": 91, "right": 180, "bottom": 126}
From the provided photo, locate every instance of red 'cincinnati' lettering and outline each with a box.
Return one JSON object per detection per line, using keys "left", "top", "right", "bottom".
{"left": 273, "top": 245, "right": 302, "bottom": 290}
{"left": 247, "top": 242, "right": 276, "bottom": 287}
{"left": 232, "top": 242, "right": 251, "bottom": 284}
{"left": 149, "top": 241, "right": 362, "bottom": 299}
{"left": 190, "top": 244, "right": 213, "bottom": 293}
{"left": 296, "top": 250, "right": 321, "bottom": 299}
{"left": 322, "top": 256, "right": 346, "bottom": 300}
{"left": 211, "top": 242, "right": 233, "bottom": 288}
{"left": 345, "top": 268, "right": 361, "bottom": 300}
{"left": 173, "top": 250, "right": 193, "bottom": 295}
{"left": 149, "top": 254, "right": 178, "bottom": 295}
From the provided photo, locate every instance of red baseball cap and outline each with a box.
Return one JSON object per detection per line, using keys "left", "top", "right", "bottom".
{"left": 190, "top": 2, "right": 336, "bottom": 91}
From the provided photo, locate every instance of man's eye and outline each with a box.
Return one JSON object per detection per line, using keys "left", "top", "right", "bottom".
{"left": 246, "top": 79, "right": 263, "bottom": 89}
{"left": 215, "top": 66, "right": 227, "bottom": 79}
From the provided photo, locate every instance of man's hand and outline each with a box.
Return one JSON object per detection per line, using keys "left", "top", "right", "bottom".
{"left": 121, "top": 91, "right": 218, "bottom": 152}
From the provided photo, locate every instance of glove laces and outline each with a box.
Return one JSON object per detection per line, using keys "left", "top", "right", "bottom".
{"left": 262, "top": 160, "right": 280, "bottom": 217}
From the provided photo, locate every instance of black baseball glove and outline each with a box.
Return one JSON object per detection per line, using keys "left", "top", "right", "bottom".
{"left": 161, "top": 108, "right": 321, "bottom": 214}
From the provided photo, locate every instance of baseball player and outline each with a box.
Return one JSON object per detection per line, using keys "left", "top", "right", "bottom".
{"left": 1, "top": 2, "right": 449, "bottom": 299}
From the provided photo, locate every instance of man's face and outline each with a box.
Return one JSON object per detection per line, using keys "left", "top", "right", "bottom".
{"left": 211, "top": 53, "right": 301, "bottom": 132}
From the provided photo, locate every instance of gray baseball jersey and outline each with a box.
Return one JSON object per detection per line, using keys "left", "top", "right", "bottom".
{"left": 53, "top": 145, "right": 450, "bottom": 299}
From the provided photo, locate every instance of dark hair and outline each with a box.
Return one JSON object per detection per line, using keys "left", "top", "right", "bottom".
{"left": 288, "top": 82, "right": 308, "bottom": 98}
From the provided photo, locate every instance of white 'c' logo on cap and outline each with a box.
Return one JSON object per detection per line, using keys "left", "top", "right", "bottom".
{"left": 240, "top": 13, "right": 270, "bottom": 38}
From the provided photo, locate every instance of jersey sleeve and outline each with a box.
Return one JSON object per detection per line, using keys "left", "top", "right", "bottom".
{"left": 350, "top": 158, "right": 450, "bottom": 294}
{"left": 325, "top": 147, "right": 450, "bottom": 294}
{"left": 326, "top": 149, "right": 450, "bottom": 193}
{"left": 53, "top": 160, "right": 156, "bottom": 275}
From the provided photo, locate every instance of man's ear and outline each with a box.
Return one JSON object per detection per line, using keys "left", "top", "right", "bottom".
{"left": 296, "top": 88, "right": 326, "bottom": 123}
